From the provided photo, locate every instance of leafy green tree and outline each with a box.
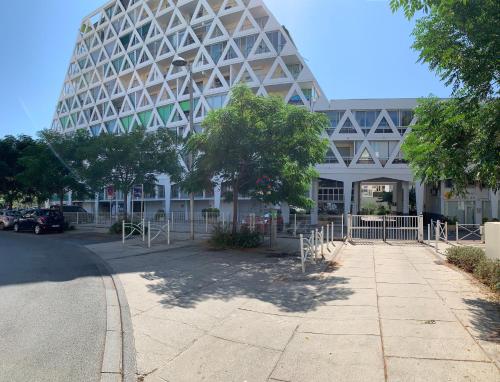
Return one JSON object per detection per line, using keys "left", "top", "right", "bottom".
{"left": 82, "top": 127, "right": 181, "bottom": 217}
{"left": 0, "top": 135, "right": 37, "bottom": 208}
{"left": 391, "top": 0, "right": 499, "bottom": 192}
{"left": 16, "top": 131, "right": 89, "bottom": 208}
{"left": 187, "top": 85, "right": 329, "bottom": 233}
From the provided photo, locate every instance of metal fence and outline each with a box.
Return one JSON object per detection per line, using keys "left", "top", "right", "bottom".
{"left": 455, "top": 224, "right": 483, "bottom": 243}
{"left": 348, "top": 214, "right": 423, "bottom": 242}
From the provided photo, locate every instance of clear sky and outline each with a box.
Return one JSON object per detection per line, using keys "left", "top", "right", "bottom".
{"left": 0, "top": 0, "right": 449, "bottom": 138}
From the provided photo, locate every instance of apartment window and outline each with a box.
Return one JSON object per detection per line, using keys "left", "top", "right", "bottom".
{"left": 206, "top": 42, "right": 226, "bottom": 63}
{"left": 206, "top": 94, "right": 226, "bottom": 109}
{"left": 355, "top": 110, "right": 379, "bottom": 135}
{"left": 266, "top": 31, "right": 286, "bottom": 54}
{"left": 324, "top": 111, "right": 343, "bottom": 128}
{"left": 234, "top": 34, "right": 258, "bottom": 58}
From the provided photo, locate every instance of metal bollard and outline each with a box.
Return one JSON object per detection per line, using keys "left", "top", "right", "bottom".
{"left": 142, "top": 219, "right": 145, "bottom": 242}
{"left": 148, "top": 221, "right": 151, "bottom": 248}
{"left": 167, "top": 219, "right": 170, "bottom": 245}
{"left": 122, "top": 220, "right": 125, "bottom": 244}
{"left": 435, "top": 220, "right": 440, "bottom": 251}
{"left": 293, "top": 214, "right": 297, "bottom": 237}
{"left": 300, "top": 234, "right": 305, "bottom": 273}
{"left": 456, "top": 224, "right": 459, "bottom": 244}
{"left": 321, "top": 227, "right": 324, "bottom": 258}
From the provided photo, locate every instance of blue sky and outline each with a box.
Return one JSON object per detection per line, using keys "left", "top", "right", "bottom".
{"left": 0, "top": 0, "right": 449, "bottom": 138}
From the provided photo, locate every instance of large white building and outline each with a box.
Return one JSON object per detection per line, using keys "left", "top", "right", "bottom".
{"left": 52, "top": 0, "right": 499, "bottom": 224}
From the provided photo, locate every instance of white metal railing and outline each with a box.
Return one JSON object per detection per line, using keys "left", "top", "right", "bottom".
{"left": 348, "top": 214, "right": 423, "bottom": 242}
{"left": 122, "top": 219, "right": 145, "bottom": 244}
{"left": 299, "top": 223, "right": 337, "bottom": 273}
{"left": 428, "top": 219, "right": 447, "bottom": 250}
{"left": 147, "top": 220, "right": 170, "bottom": 248}
{"left": 455, "top": 223, "right": 484, "bottom": 243}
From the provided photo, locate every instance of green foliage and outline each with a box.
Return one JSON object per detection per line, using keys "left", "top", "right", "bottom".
{"left": 402, "top": 97, "right": 499, "bottom": 193}
{"left": 187, "top": 85, "right": 329, "bottom": 232}
{"left": 0, "top": 135, "right": 37, "bottom": 207}
{"left": 209, "top": 224, "right": 262, "bottom": 249}
{"left": 446, "top": 246, "right": 486, "bottom": 273}
{"left": 392, "top": 0, "right": 500, "bottom": 193}
{"left": 474, "top": 258, "right": 500, "bottom": 292}
{"left": 81, "top": 126, "right": 181, "bottom": 216}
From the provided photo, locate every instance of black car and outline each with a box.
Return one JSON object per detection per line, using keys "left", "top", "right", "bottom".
{"left": 13, "top": 209, "right": 65, "bottom": 234}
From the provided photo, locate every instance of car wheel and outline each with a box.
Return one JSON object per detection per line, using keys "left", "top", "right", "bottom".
{"left": 14, "top": 223, "right": 20, "bottom": 232}
{"left": 34, "top": 225, "right": 42, "bottom": 235}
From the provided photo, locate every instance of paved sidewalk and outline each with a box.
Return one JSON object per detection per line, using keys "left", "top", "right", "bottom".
{"left": 87, "top": 240, "right": 499, "bottom": 382}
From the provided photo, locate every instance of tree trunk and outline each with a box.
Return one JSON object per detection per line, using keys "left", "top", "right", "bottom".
{"left": 232, "top": 179, "right": 239, "bottom": 234}
{"left": 59, "top": 190, "right": 64, "bottom": 209}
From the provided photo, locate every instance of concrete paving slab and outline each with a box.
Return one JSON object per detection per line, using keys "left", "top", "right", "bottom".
{"left": 381, "top": 319, "right": 472, "bottom": 339}
{"left": 271, "top": 333, "right": 385, "bottom": 382}
{"left": 384, "top": 336, "right": 490, "bottom": 361}
{"left": 157, "top": 335, "right": 281, "bottom": 382}
{"left": 436, "top": 290, "right": 499, "bottom": 311}
{"left": 376, "top": 283, "right": 439, "bottom": 299}
{"left": 304, "top": 305, "right": 379, "bottom": 320}
{"left": 298, "top": 318, "right": 380, "bottom": 336}
{"left": 376, "top": 272, "right": 427, "bottom": 284}
{"left": 378, "top": 296, "right": 456, "bottom": 321}
{"left": 209, "top": 309, "right": 299, "bottom": 351}
{"left": 386, "top": 357, "right": 499, "bottom": 382}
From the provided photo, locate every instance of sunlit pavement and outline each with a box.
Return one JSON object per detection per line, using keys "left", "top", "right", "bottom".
{"left": 87, "top": 239, "right": 499, "bottom": 382}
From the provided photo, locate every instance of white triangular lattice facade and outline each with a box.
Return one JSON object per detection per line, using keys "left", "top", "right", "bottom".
{"left": 53, "top": 0, "right": 328, "bottom": 138}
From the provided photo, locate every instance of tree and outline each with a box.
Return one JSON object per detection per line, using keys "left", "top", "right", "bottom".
{"left": 0, "top": 135, "right": 37, "bottom": 208}
{"left": 391, "top": 0, "right": 500, "bottom": 192}
{"left": 82, "top": 127, "right": 181, "bottom": 217}
{"left": 187, "top": 85, "right": 329, "bottom": 233}
{"left": 16, "top": 130, "right": 90, "bottom": 208}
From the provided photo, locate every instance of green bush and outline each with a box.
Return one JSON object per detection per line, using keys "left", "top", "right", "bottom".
{"left": 446, "top": 246, "right": 486, "bottom": 273}
{"left": 210, "top": 224, "right": 262, "bottom": 249}
{"left": 474, "top": 259, "right": 500, "bottom": 292}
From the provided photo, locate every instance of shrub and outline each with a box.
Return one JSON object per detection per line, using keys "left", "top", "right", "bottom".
{"left": 446, "top": 246, "right": 486, "bottom": 273}
{"left": 474, "top": 259, "right": 500, "bottom": 292}
{"left": 210, "top": 224, "right": 262, "bottom": 249}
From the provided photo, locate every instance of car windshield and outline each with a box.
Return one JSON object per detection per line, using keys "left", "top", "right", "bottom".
{"left": 6, "top": 211, "right": 19, "bottom": 217}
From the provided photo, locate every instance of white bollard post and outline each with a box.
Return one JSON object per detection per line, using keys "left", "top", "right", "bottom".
{"left": 293, "top": 214, "right": 297, "bottom": 237}
{"left": 300, "top": 234, "right": 305, "bottom": 274}
{"left": 171, "top": 211, "right": 174, "bottom": 231}
{"left": 205, "top": 212, "right": 208, "bottom": 233}
{"left": 456, "top": 224, "right": 459, "bottom": 244}
{"left": 326, "top": 223, "right": 330, "bottom": 249}
{"left": 341, "top": 214, "right": 344, "bottom": 239}
{"left": 142, "top": 219, "right": 145, "bottom": 242}
{"left": 167, "top": 219, "right": 170, "bottom": 245}
{"left": 148, "top": 221, "right": 151, "bottom": 248}
{"left": 435, "top": 220, "right": 440, "bottom": 251}
{"left": 122, "top": 220, "right": 125, "bottom": 244}
{"left": 428, "top": 224, "right": 431, "bottom": 244}
{"left": 76, "top": 212, "right": 79, "bottom": 225}
{"left": 445, "top": 222, "right": 448, "bottom": 243}
{"left": 311, "top": 230, "right": 315, "bottom": 261}
{"left": 222, "top": 213, "right": 225, "bottom": 228}
{"left": 321, "top": 227, "right": 324, "bottom": 258}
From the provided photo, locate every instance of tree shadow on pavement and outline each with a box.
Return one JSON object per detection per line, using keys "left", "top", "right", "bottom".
{"left": 463, "top": 297, "right": 500, "bottom": 342}
{"left": 138, "top": 249, "right": 354, "bottom": 314}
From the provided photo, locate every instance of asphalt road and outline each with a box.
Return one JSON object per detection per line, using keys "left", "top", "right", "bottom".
{"left": 0, "top": 230, "right": 107, "bottom": 382}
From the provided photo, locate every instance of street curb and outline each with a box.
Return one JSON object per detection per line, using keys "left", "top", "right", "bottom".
{"left": 84, "top": 248, "right": 137, "bottom": 382}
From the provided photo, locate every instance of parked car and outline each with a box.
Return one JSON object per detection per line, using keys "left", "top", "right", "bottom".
{"left": 60, "top": 206, "right": 88, "bottom": 214}
{"left": 0, "top": 210, "right": 20, "bottom": 230}
{"left": 13, "top": 209, "right": 65, "bottom": 234}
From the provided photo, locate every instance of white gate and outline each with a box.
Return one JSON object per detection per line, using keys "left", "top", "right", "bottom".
{"left": 348, "top": 214, "right": 423, "bottom": 242}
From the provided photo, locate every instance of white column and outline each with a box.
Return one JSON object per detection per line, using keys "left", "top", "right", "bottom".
{"left": 68, "top": 191, "right": 72, "bottom": 205}
{"left": 344, "top": 180, "right": 353, "bottom": 221}
{"left": 416, "top": 182, "right": 424, "bottom": 215}
{"left": 402, "top": 181, "right": 409, "bottom": 215}
{"left": 490, "top": 190, "right": 499, "bottom": 219}
{"left": 214, "top": 181, "right": 222, "bottom": 209}
{"left": 281, "top": 202, "right": 290, "bottom": 224}
{"left": 159, "top": 177, "right": 171, "bottom": 214}
{"left": 310, "top": 179, "right": 319, "bottom": 225}
{"left": 353, "top": 182, "right": 359, "bottom": 215}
